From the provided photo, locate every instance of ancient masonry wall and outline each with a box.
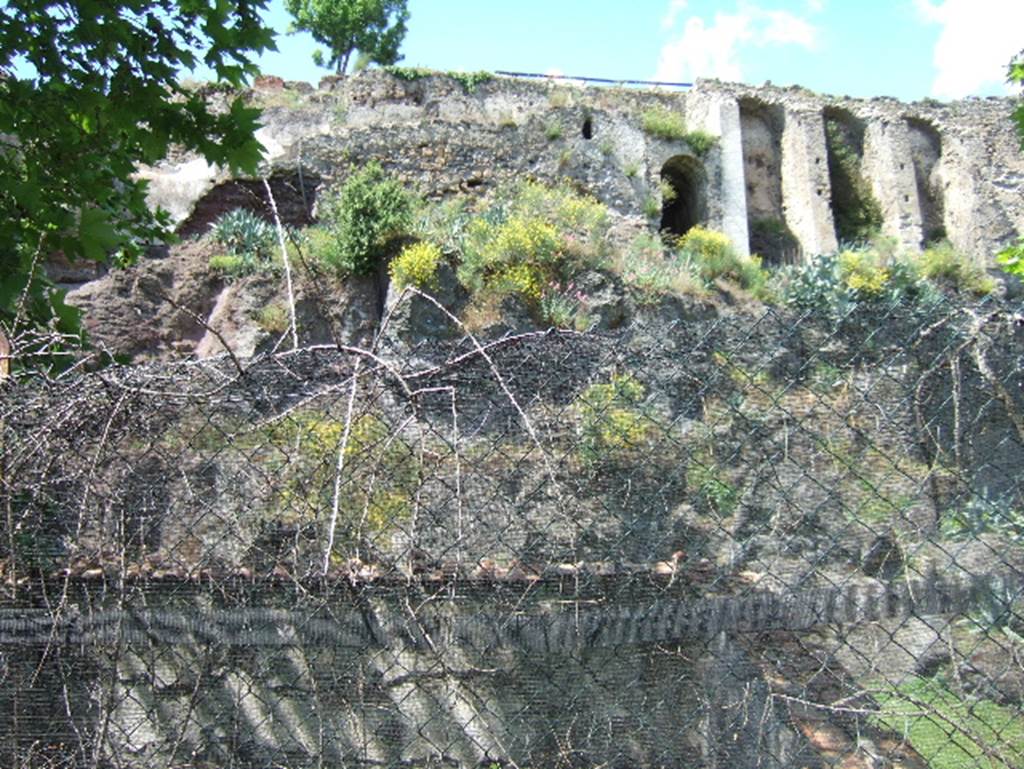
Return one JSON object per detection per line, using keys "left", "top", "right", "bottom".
{"left": 143, "top": 70, "right": 1024, "bottom": 263}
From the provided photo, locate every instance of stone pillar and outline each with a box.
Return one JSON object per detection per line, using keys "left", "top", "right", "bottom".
{"left": 781, "top": 110, "right": 837, "bottom": 258}
{"left": 862, "top": 119, "right": 923, "bottom": 250}
{"left": 688, "top": 93, "right": 750, "bottom": 255}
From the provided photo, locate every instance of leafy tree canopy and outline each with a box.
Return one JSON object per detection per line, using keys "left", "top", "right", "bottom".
{"left": 0, "top": 1, "right": 276, "bottom": 366}
{"left": 1010, "top": 49, "right": 1024, "bottom": 147}
{"left": 285, "top": 0, "right": 408, "bottom": 74}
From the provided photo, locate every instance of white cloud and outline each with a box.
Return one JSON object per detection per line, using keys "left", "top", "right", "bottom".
{"left": 655, "top": 4, "right": 818, "bottom": 84}
{"left": 661, "top": 0, "right": 689, "bottom": 30}
{"left": 806, "top": 0, "right": 824, "bottom": 11}
{"left": 914, "top": 0, "right": 1024, "bottom": 98}
{"left": 761, "top": 10, "right": 816, "bottom": 47}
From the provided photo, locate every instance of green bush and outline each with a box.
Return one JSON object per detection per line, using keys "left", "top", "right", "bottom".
{"left": 209, "top": 208, "right": 277, "bottom": 276}
{"left": 941, "top": 498, "right": 1024, "bottom": 548}
{"left": 612, "top": 233, "right": 702, "bottom": 301}
{"left": 917, "top": 240, "right": 995, "bottom": 295}
{"left": 641, "top": 106, "right": 687, "bottom": 140}
{"left": 389, "top": 241, "right": 442, "bottom": 289}
{"left": 825, "top": 119, "right": 884, "bottom": 242}
{"left": 997, "top": 236, "right": 1024, "bottom": 278}
{"left": 316, "top": 162, "right": 413, "bottom": 276}
{"left": 208, "top": 253, "right": 247, "bottom": 277}
{"left": 678, "top": 227, "right": 769, "bottom": 295}
{"left": 455, "top": 180, "right": 610, "bottom": 307}
{"left": 576, "top": 374, "right": 652, "bottom": 466}
{"left": 684, "top": 129, "right": 717, "bottom": 157}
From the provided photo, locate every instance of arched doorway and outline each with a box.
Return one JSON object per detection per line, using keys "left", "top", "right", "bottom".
{"left": 660, "top": 156, "right": 706, "bottom": 239}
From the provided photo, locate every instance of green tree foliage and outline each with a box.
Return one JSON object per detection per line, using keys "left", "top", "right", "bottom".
{"left": 285, "top": 0, "right": 409, "bottom": 73}
{"left": 1009, "top": 49, "right": 1024, "bottom": 147}
{"left": 997, "top": 50, "right": 1024, "bottom": 278}
{"left": 0, "top": 1, "right": 275, "bottom": 364}
{"left": 824, "top": 118, "right": 884, "bottom": 243}
{"left": 316, "top": 162, "right": 413, "bottom": 276}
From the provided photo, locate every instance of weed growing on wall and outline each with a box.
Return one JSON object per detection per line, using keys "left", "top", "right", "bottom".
{"left": 825, "top": 119, "right": 884, "bottom": 242}
{"left": 683, "top": 129, "right": 717, "bottom": 157}
{"left": 641, "top": 106, "right": 688, "bottom": 140}
{"left": 544, "top": 120, "right": 563, "bottom": 141}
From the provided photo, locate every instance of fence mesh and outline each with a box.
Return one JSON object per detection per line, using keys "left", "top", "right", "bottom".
{"left": 2, "top": 292, "right": 1023, "bottom": 769}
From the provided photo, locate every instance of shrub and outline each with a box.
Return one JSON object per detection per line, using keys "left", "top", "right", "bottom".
{"left": 316, "top": 162, "right": 413, "bottom": 276}
{"left": 838, "top": 249, "right": 890, "bottom": 297}
{"left": 997, "top": 236, "right": 1024, "bottom": 278}
{"left": 687, "top": 452, "right": 739, "bottom": 518}
{"left": 825, "top": 119, "right": 884, "bottom": 242}
{"left": 209, "top": 208, "right": 277, "bottom": 276}
{"left": 641, "top": 106, "right": 687, "bottom": 140}
{"left": 449, "top": 70, "right": 493, "bottom": 93}
{"left": 267, "top": 412, "right": 418, "bottom": 549}
{"left": 256, "top": 303, "right": 289, "bottom": 334}
{"left": 775, "top": 241, "right": 942, "bottom": 317}
{"left": 208, "top": 253, "right": 247, "bottom": 277}
{"left": 684, "top": 129, "right": 717, "bottom": 157}
{"left": 642, "top": 196, "right": 661, "bottom": 219}
{"left": 613, "top": 233, "right": 703, "bottom": 301}
{"left": 544, "top": 120, "right": 563, "bottom": 141}
{"left": 917, "top": 241, "right": 995, "bottom": 295}
{"left": 576, "top": 374, "right": 652, "bottom": 466}
{"left": 678, "top": 227, "right": 768, "bottom": 295}
{"left": 389, "top": 241, "right": 442, "bottom": 289}
{"left": 456, "top": 180, "right": 610, "bottom": 307}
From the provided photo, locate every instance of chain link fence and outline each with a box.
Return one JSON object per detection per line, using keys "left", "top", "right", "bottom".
{"left": 2, "top": 291, "right": 1023, "bottom": 768}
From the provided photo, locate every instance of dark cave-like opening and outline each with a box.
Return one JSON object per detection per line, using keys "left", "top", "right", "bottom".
{"left": 660, "top": 155, "right": 706, "bottom": 238}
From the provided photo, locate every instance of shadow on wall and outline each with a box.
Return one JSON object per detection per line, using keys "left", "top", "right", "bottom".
{"left": 905, "top": 116, "right": 946, "bottom": 247}
{"left": 823, "top": 107, "right": 883, "bottom": 244}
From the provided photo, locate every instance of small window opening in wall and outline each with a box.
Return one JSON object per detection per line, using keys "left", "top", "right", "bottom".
{"left": 582, "top": 116, "right": 593, "bottom": 140}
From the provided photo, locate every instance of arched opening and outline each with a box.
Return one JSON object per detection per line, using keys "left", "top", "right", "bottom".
{"left": 905, "top": 117, "right": 945, "bottom": 246}
{"left": 823, "top": 107, "right": 882, "bottom": 243}
{"left": 739, "top": 98, "right": 799, "bottom": 265}
{"left": 582, "top": 116, "right": 593, "bottom": 140}
{"left": 660, "top": 155, "right": 706, "bottom": 239}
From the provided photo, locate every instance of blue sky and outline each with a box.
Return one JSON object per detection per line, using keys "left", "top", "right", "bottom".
{"left": 254, "top": 0, "right": 1024, "bottom": 102}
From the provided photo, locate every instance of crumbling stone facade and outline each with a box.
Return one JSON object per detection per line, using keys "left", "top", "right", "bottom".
{"left": 142, "top": 69, "right": 1024, "bottom": 264}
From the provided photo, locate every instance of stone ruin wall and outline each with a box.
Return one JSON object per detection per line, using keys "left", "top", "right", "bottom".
{"left": 140, "top": 69, "right": 1024, "bottom": 268}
